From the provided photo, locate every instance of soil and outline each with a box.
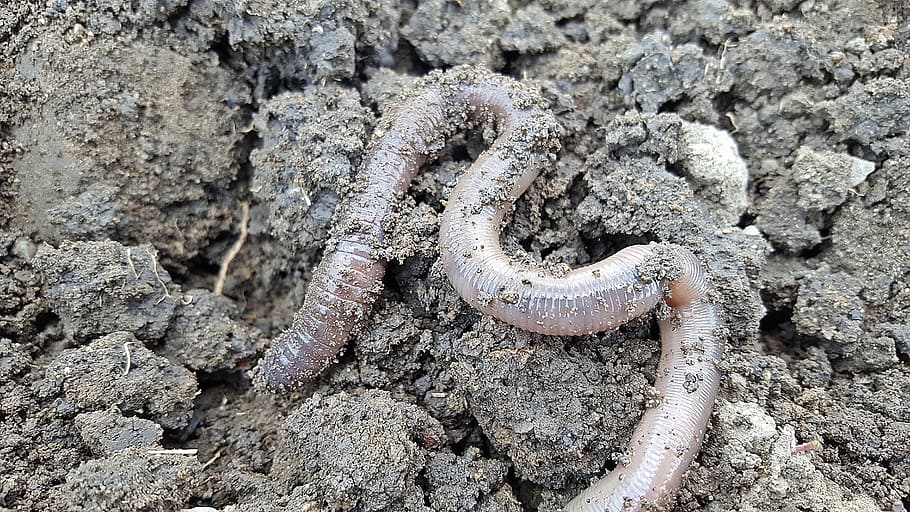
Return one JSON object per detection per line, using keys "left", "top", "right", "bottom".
{"left": 1, "top": 1, "right": 908, "bottom": 511}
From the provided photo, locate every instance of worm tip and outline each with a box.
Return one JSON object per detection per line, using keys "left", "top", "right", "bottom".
{"left": 254, "top": 346, "right": 312, "bottom": 393}
{"left": 252, "top": 356, "right": 288, "bottom": 392}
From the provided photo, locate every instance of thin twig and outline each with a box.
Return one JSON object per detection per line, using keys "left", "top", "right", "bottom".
{"left": 147, "top": 448, "right": 198, "bottom": 456}
{"left": 214, "top": 201, "right": 250, "bottom": 296}
{"left": 125, "top": 248, "right": 139, "bottom": 279}
{"left": 122, "top": 342, "right": 132, "bottom": 376}
{"left": 146, "top": 247, "right": 172, "bottom": 304}
{"left": 201, "top": 447, "right": 224, "bottom": 470}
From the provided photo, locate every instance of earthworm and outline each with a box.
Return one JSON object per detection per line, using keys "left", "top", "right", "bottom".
{"left": 259, "top": 66, "right": 725, "bottom": 511}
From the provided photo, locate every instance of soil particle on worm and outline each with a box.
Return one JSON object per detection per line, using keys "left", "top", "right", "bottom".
{"left": 2, "top": 0, "right": 910, "bottom": 510}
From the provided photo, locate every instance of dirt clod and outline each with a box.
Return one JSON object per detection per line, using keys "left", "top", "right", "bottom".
{"left": 50, "top": 446, "right": 200, "bottom": 512}
{"left": 44, "top": 331, "right": 198, "bottom": 430}
{"left": 162, "top": 289, "right": 264, "bottom": 373}
{"left": 33, "top": 241, "right": 176, "bottom": 341}
{"left": 276, "top": 389, "right": 445, "bottom": 511}
{"left": 74, "top": 407, "right": 164, "bottom": 456}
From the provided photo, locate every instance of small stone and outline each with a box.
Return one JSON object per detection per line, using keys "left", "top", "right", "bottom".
{"left": 844, "top": 37, "right": 869, "bottom": 54}
{"left": 11, "top": 238, "right": 37, "bottom": 260}
{"left": 497, "top": 289, "right": 520, "bottom": 305}
{"left": 790, "top": 147, "right": 875, "bottom": 212}
{"left": 742, "top": 225, "right": 761, "bottom": 237}
{"left": 75, "top": 408, "right": 163, "bottom": 456}
{"left": 680, "top": 122, "right": 749, "bottom": 226}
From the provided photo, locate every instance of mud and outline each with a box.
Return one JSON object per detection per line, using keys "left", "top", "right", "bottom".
{"left": 1, "top": 1, "right": 908, "bottom": 511}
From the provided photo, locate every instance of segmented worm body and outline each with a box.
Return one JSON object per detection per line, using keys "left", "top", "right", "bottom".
{"left": 260, "top": 67, "right": 725, "bottom": 511}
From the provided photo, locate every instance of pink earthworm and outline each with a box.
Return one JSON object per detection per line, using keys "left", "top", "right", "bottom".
{"left": 259, "top": 66, "right": 725, "bottom": 511}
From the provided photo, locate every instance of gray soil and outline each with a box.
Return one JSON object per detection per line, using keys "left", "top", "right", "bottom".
{"left": 1, "top": 1, "right": 908, "bottom": 511}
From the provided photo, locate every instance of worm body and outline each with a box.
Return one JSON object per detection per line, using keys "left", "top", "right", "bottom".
{"left": 561, "top": 258, "right": 723, "bottom": 511}
{"left": 260, "top": 67, "right": 725, "bottom": 511}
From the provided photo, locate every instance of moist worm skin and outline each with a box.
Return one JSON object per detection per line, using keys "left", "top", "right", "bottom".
{"left": 259, "top": 67, "right": 725, "bottom": 511}
{"left": 259, "top": 68, "right": 559, "bottom": 390}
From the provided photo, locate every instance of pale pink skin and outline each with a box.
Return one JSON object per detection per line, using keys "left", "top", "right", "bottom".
{"left": 260, "top": 67, "right": 726, "bottom": 511}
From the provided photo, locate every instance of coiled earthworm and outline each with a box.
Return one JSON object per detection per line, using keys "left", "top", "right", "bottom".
{"left": 259, "top": 66, "right": 725, "bottom": 511}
